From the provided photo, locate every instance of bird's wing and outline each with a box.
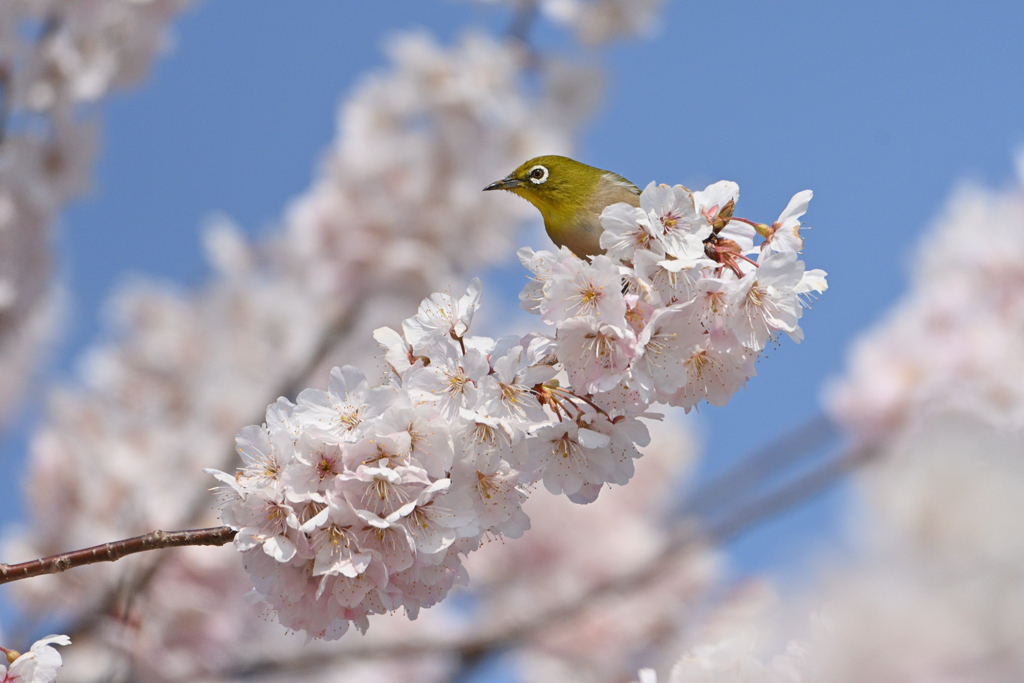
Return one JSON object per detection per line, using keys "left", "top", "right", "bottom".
{"left": 601, "top": 171, "right": 641, "bottom": 195}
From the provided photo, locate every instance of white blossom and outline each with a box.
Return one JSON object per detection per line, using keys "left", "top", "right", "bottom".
{"left": 727, "top": 251, "right": 806, "bottom": 351}
{"left": 405, "top": 345, "right": 490, "bottom": 420}
{"left": 631, "top": 305, "right": 706, "bottom": 402}
{"left": 537, "top": 0, "right": 662, "bottom": 45}
{"left": 638, "top": 181, "right": 712, "bottom": 257}
{"left": 402, "top": 278, "right": 482, "bottom": 347}
{"left": 557, "top": 316, "right": 636, "bottom": 394}
{"left": 527, "top": 421, "right": 615, "bottom": 497}
{"left": 542, "top": 254, "right": 628, "bottom": 325}
{"left": 761, "top": 190, "right": 812, "bottom": 256}
{"left": 0, "top": 635, "right": 71, "bottom": 683}
{"left": 599, "top": 202, "right": 663, "bottom": 261}
{"left": 293, "top": 365, "right": 395, "bottom": 441}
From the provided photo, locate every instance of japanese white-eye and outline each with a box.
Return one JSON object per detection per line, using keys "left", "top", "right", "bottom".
{"left": 484, "top": 155, "right": 640, "bottom": 258}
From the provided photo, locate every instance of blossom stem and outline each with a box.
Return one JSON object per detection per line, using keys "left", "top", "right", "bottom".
{"left": 552, "top": 387, "right": 610, "bottom": 418}
{"left": 0, "top": 527, "right": 236, "bottom": 585}
{"left": 729, "top": 216, "right": 761, "bottom": 228}
{"left": 549, "top": 395, "right": 573, "bottom": 421}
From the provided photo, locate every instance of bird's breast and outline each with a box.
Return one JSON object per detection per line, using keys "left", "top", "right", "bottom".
{"left": 545, "top": 179, "right": 640, "bottom": 258}
{"left": 546, "top": 211, "right": 605, "bottom": 259}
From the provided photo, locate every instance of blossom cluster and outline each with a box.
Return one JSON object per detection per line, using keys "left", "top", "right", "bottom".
{"left": 523, "top": 180, "right": 826, "bottom": 412}
{"left": 211, "top": 179, "right": 826, "bottom": 639}
{"left": 208, "top": 277, "right": 632, "bottom": 638}
{"left": 6, "top": 29, "right": 581, "bottom": 616}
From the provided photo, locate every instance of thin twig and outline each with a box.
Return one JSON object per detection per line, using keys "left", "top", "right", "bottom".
{"left": 225, "top": 444, "right": 878, "bottom": 677}
{"left": 0, "top": 527, "right": 236, "bottom": 586}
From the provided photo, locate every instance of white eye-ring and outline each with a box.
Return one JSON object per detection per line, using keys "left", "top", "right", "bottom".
{"left": 528, "top": 165, "right": 549, "bottom": 184}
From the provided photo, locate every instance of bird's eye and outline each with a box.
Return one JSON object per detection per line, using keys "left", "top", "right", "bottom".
{"left": 528, "top": 165, "right": 549, "bottom": 184}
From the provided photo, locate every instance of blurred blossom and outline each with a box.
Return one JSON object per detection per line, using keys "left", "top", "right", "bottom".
{"left": 540, "top": 0, "right": 661, "bottom": 45}
{"left": 792, "top": 415, "right": 1024, "bottom": 683}
{"left": 470, "top": 0, "right": 661, "bottom": 45}
{"left": 0, "top": 0, "right": 190, "bottom": 426}
{"left": 826, "top": 164, "right": 1024, "bottom": 443}
{"left": 634, "top": 416, "right": 1024, "bottom": 682}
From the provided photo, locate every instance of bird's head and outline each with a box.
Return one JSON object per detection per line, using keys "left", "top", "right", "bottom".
{"left": 483, "top": 155, "right": 603, "bottom": 221}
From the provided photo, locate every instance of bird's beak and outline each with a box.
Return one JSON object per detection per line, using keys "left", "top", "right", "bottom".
{"left": 483, "top": 176, "right": 522, "bottom": 192}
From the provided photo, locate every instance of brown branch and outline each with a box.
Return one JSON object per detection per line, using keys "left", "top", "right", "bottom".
{"left": 0, "top": 527, "right": 236, "bottom": 586}
{"left": 0, "top": 13, "right": 62, "bottom": 148}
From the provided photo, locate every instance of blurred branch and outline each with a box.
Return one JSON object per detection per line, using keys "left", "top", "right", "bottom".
{"left": 224, "top": 443, "right": 879, "bottom": 678}
{"left": 0, "top": 527, "right": 235, "bottom": 586}
{"left": 67, "top": 296, "right": 367, "bottom": 637}
{"left": 0, "top": 13, "right": 62, "bottom": 148}
{"left": 674, "top": 413, "right": 840, "bottom": 519}
{"left": 507, "top": 0, "right": 539, "bottom": 43}
{"left": 702, "top": 442, "right": 873, "bottom": 541}
{"left": 0, "top": 64, "right": 10, "bottom": 147}
{"left": 182, "top": 295, "right": 370, "bottom": 525}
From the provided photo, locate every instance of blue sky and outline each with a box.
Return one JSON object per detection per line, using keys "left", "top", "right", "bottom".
{"left": 2, "top": 0, "right": 1023, "bottom": 589}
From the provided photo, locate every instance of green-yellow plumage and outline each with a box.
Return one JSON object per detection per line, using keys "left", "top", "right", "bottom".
{"left": 483, "top": 155, "right": 641, "bottom": 258}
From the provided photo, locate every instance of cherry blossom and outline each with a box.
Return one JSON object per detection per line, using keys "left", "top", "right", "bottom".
{"left": 0, "top": 635, "right": 71, "bottom": 683}
{"left": 599, "top": 202, "right": 663, "bottom": 260}
{"left": 402, "top": 278, "right": 482, "bottom": 347}
{"left": 760, "top": 190, "right": 812, "bottom": 256}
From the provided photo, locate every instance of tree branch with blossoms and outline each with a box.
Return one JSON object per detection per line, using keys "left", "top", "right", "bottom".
{"left": 0, "top": 1, "right": 193, "bottom": 430}
{"left": 0, "top": 421, "right": 870, "bottom": 681}
{"left": 0, "top": 177, "right": 828, "bottom": 656}
{"left": 21, "top": 29, "right": 597, "bottom": 659}
{"left": 203, "top": 178, "right": 828, "bottom": 640}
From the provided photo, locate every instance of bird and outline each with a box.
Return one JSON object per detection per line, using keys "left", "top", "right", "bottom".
{"left": 483, "top": 155, "right": 640, "bottom": 258}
